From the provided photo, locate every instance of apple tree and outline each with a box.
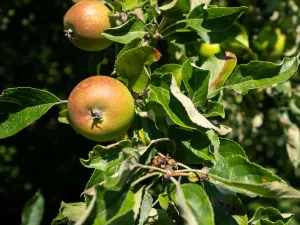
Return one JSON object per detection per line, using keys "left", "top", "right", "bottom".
{"left": 1, "top": 0, "right": 300, "bottom": 224}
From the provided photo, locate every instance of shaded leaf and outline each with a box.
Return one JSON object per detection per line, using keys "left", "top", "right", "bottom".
{"left": 137, "top": 190, "right": 153, "bottom": 225}
{"left": 182, "top": 58, "right": 210, "bottom": 107}
{"left": 152, "top": 64, "right": 183, "bottom": 87}
{"left": 169, "top": 127, "right": 215, "bottom": 164}
{"left": 0, "top": 87, "right": 61, "bottom": 139}
{"left": 159, "top": 0, "right": 190, "bottom": 19}
{"left": 21, "top": 191, "right": 45, "bottom": 225}
{"left": 202, "top": 100, "right": 225, "bottom": 118}
{"left": 144, "top": 208, "right": 176, "bottom": 225}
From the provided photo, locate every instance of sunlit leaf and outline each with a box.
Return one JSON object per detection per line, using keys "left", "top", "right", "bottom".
{"left": 0, "top": 88, "right": 62, "bottom": 139}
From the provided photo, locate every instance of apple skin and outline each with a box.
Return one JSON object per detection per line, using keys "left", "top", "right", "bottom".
{"left": 63, "top": 0, "right": 112, "bottom": 51}
{"left": 67, "top": 76, "right": 135, "bottom": 142}
{"left": 198, "top": 42, "right": 221, "bottom": 58}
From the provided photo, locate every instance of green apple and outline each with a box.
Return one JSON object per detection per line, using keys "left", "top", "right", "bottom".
{"left": 63, "top": 0, "right": 112, "bottom": 51}
{"left": 198, "top": 42, "right": 221, "bottom": 58}
{"left": 67, "top": 76, "right": 135, "bottom": 142}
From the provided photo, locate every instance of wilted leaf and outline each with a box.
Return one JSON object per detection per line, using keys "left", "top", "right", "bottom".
{"left": 0, "top": 87, "right": 62, "bottom": 139}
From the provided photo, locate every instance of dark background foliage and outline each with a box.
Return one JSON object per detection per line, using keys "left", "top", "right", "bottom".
{"left": 1, "top": 0, "right": 299, "bottom": 224}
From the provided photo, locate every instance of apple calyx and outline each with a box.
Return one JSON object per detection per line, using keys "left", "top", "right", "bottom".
{"left": 90, "top": 108, "right": 102, "bottom": 120}
{"left": 64, "top": 28, "right": 75, "bottom": 39}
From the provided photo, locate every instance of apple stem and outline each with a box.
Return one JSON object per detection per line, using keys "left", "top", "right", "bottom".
{"left": 90, "top": 109, "right": 102, "bottom": 120}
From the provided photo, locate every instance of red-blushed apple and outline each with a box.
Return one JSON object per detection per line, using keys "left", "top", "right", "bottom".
{"left": 63, "top": 0, "right": 112, "bottom": 51}
{"left": 67, "top": 76, "right": 135, "bottom": 142}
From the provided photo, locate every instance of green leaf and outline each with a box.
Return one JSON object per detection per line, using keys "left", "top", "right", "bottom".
{"left": 144, "top": 208, "right": 175, "bottom": 225}
{"left": 216, "top": 138, "right": 247, "bottom": 161}
{"left": 149, "top": 77, "right": 230, "bottom": 135}
{"left": 204, "top": 181, "right": 248, "bottom": 225}
{"left": 225, "top": 55, "right": 299, "bottom": 95}
{"left": 169, "top": 77, "right": 231, "bottom": 135}
{"left": 220, "top": 23, "right": 252, "bottom": 54}
{"left": 152, "top": 64, "right": 183, "bottom": 87}
{"left": 0, "top": 87, "right": 62, "bottom": 139}
{"left": 80, "top": 140, "right": 133, "bottom": 174}
{"left": 202, "top": 6, "right": 247, "bottom": 32}
{"left": 158, "top": 193, "right": 173, "bottom": 210}
{"left": 202, "top": 100, "right": 225, "bottom": 118}
{"left": 103, "top": 18, "right": 147, "bottom": 44}
{"left": 21, "top": 191, "right": 45, "bottom": 225}
{"left": 51, "top": 213, "right": 68, "bottom": 225}
{"left": 118, "top": 38, "right": 143, "bottom": 57}
{"left": 169, "top": 127, "right": 215, "bottom": 164}
{"left": 132, "top": 67, "right": 150, "bottom": 93}
{"left": 159, "top": 0, "right": 190, "bottom": 19}
{"left": 57, "top": 108, "right": 69, "bottom": 125}
{"left": 182, "top": 58, "right": 210, "bottom": 107}
{"left": 200, "top": 52, "right": 237, "bottom": 98}
{"left": 115, "top": 46, "right": 161, "bottom": 82}
{"left": 185, "top": 5, "right": 247, "bottom": 33}
{"left": 249, "top": 207, "right": 293, "bottom": 225}
{"left": 172, "top": 183, "right": 214, "bottom": 225}
{"left": 209, "top": 155, "right": 300, "bottom": 198}
{"left": 84, "top": 169, "right": 104, "bottom": 204}
{"left": 137, "top": 190, "right": 153, "bottom": 225}
{"left": 75, "top": 187, "right": 135, "bottom": 225}
{"left": 103, "top": 148, "right": 140, "bottom": 189}
{"left": 59, "top": 202, "right": 86, "bottom": 222}
{"left": 118, "top": 0, "right": 138, "bottom": 11}
{"left": 146, "top": 102, "right": 169, "bottom": 136}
